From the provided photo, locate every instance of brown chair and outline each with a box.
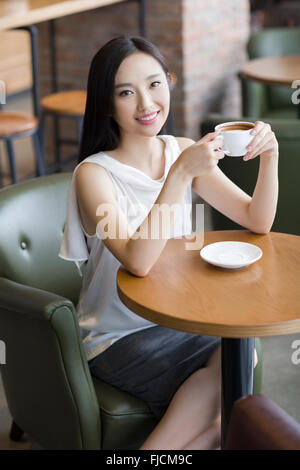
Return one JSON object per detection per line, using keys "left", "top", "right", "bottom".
{"left": 0, "top": 27, "right": 44, "bottom": 185}
{"left": 225, "top": 394, "right": 300, "bottom": 450}
{"left": 40, "top": 90, "right": 86, "bottom": 173}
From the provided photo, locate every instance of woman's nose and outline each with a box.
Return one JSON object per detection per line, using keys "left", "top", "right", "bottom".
{"left": 137, "top": 91, "right": 153, "bottom": 111}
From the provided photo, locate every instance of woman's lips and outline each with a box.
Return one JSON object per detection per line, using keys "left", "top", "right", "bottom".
{"left": 136, "top": 110, "right": 160, "bottom": 125}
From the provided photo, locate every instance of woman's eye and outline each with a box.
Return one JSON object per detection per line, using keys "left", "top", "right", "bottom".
{"left": 151, "top": 81, "right": 161, "bottom": 87}
{"left": 119, "top": 90, "right": 133, "bottom": 97}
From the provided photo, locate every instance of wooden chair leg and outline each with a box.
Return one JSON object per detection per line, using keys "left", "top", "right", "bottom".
{"left": 10, "top": 420, "right": 24, "bottom": 441}
{"left": 6, "top": 138, "right": 18, "bottom": 184}
{"left": 32, "top": 131, "right": 45, "bottom": 176}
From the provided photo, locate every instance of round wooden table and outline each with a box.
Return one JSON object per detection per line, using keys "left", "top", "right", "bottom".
{"left": 117, "top": 230, "right": 300, "bottom": 448}
{"left": 241, "top": 55, "right": 300, "bottom": 118}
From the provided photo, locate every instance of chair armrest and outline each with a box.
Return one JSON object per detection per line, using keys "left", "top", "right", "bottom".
{"left": 0, "top": 277, "right": 101, "bottom": 449}
{"left": 225, "top": 394, "right": 300, "bottom": 450}
{"left": 0, "top": 277, "right": 74, "bottom": 319}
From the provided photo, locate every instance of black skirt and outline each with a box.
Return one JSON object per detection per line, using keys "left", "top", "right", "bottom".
{"left": 88, "top": 325, "right": 221, "bottom": 421}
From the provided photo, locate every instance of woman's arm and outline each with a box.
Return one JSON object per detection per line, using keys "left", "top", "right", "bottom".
{"left": 76, "top": 161, "right": 191, "bottom": 277}
{"left": 76, "top": 134, "right": 224, "bottom": 277}
{"left": 247, "top": 148, "right": 278, "bottom": 233}
{"left": 192, "top": 121, "right": 279, "bottom": 234}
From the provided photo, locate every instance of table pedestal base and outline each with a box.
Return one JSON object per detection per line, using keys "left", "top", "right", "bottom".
{"left": 221, "top": 338, "right": 254, "bottom": 449}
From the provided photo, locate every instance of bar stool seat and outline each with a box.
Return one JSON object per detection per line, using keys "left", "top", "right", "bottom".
{"left": 40, "top": 90, "right": 86, "bottom": 173}
{"left": 0, "top": 112, "right": 38, "bottom": 137}
{"left": 41, "top": 90, "right": 86, "bottom": 116}
{"left": 0, "top": 110, "right": 44, "bottom": 185}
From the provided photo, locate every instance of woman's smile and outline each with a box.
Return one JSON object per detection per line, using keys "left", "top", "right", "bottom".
{"left": 135, "top": 110, "right": 160, "bottom": 125}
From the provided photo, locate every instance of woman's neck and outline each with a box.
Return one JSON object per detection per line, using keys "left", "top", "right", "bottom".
{"left": 105, "top": 133, "right": 166, "bottom": 180}
{"left": 109, "top": 134, "right": 164, "bottom": 168}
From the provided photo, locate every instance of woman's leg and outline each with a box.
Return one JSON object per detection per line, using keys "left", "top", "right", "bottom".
{"left": 140, "top": 345, "right": 222, "bottom": 450}
{"left": 140, "top": 346, "right": 258, "bottom": 450}
{"left": 182, "top": 417, "right": 221, "bottom": 450}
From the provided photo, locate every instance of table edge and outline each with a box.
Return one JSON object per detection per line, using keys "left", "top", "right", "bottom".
{"left": 117, "top": 283, "right": 300, "bottom": 338}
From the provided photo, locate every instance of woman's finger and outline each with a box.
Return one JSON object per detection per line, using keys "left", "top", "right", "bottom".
{"left": 247, "top": 125, "right": 271, "bottom": 155}
{"left": 210, "top": 137, "right": 225, "bottom": 151}
{"left": 199, "top": 131, "right": 221, "bottom": 143}
{"left": 251, "top": 120, "right": 269, "bottom": 136}
{"left": 244, "top": 134, "right": 274, "bottom": 160}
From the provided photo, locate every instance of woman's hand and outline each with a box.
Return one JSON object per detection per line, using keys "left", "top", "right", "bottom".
{"left": 243, "top": 121, "right": 279, "bottom": 161}
{"left": 176, "top": 131, "right": 225, "bottom": 179}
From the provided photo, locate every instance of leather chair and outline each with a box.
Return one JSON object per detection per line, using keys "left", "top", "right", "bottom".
{"left": 200, "top": 113, "right": 300, "bottom": 236}
{"left": 225, "top": 394, "right": 300, "bottom": 450}
{"left": 240, "top": 27, "right": 300, "bottom": 119}
{"left": 0, "top": 173, "right": 262, "bottom": 450}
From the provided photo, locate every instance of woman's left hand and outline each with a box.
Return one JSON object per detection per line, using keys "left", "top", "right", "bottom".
{"left": 244, "top": 121, "right": 279, "bottom": 161}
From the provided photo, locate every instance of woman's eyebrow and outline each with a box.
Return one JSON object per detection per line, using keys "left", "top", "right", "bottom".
{"left": 114, "top": 73, "right": 162, "bottom": 89}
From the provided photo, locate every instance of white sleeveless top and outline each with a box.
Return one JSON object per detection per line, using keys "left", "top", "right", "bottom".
{"left": 59, "top": 135, "right": 192, "bottom": 361}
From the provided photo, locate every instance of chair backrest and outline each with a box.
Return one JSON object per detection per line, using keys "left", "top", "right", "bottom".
{"left": 247, "top": 27, "right": 300, "bottom": 110}
{"left": 0, "top": 173, "right": 101, "bottom": 449}
{"left": 0, "top": 172, "right": 82, "bottom": 305}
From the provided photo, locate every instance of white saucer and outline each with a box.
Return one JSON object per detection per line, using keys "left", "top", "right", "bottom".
{"left": 200, "top": 241, "right": 262, "bottom": 269}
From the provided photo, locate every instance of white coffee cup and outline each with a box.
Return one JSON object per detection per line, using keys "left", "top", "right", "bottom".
{"left": 215, "top": 121, "right": 255, "bottom": 157}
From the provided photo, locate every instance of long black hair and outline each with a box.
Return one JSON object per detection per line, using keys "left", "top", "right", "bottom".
{"left": 78, "top": 36, "right": 171, "bottom": 163}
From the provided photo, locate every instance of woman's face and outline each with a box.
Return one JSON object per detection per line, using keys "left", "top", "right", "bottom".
{"left": 112, "top": 51, "right": 170, "bottom": 138}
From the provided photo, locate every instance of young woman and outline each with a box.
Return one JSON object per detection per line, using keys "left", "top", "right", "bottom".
{"left": 59, "top": 36, "right": 278, "bottom": 450}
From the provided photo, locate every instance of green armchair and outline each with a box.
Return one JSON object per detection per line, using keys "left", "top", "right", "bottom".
{"left": 240, "top": 27, "right": 300, "bottom": 119}
{"left": 0, "top": 173, "right": 158, "bottom": 450}
{"left": 0, "top": 173, "right": 262, "bottom": 449}
{"left": 201, "top": 113, "right": 300, "bottom": 236}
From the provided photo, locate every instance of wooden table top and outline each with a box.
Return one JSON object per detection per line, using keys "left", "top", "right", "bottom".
{"left": 117, "top": 230, "right": 300, "bottom": 338}
{"left": 0, "top": 0, "right": 126, "bottom": 31}
{"left": 241, "top": 55, "right": 300, "bottom": 86}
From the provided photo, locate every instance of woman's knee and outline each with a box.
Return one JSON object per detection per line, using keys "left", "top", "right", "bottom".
{"left": 206, "top": 344, "right": 221, "bottom": 371}
{"left": 254, "top": 348, "right": 258, "bottom": 368}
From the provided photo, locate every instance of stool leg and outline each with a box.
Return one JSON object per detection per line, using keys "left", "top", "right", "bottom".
{"left": 6, "top": 138, "right": 18, "bottom": 184}
{"left": 0, "top": 144, "right": 3, "bottom": 187}
{"left": 54, "top": 115, "right": 61, "bottom": 172}
{"left": 32, "top": 131, "right": 45, "bottom": 176}
{"left": 38, "top": 112, "right": 46, "bottom": 165}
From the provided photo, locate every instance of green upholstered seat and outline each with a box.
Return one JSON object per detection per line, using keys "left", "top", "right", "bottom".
{"left": 0, "top": 172, "right": 262, "bottom": 449}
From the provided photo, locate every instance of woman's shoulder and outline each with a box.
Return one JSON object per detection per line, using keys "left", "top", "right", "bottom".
{"left": 75, "top": 161, "right": 118, "bottom": 200}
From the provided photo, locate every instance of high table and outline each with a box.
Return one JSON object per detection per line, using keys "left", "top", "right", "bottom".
{"left": 241, "top": 55, "right": 300, "bottom": 118}
{"left": 117, "top": 230, "right": 300, "bottom": 448}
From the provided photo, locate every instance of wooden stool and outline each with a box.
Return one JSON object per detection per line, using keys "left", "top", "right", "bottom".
{"left": 40, "top": 90, "right": 86, "bottom": 173}
{"left": 0, "top": 112, "right": 44, "bottom": 185}
{"left": 0, "top": 26, "right": 45, "bottom": 186}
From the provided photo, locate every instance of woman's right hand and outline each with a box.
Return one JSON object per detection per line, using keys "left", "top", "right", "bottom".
{"left": 175, "top": 131, "right": 225, "bottom": 180}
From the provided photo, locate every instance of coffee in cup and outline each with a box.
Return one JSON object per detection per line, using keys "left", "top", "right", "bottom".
{"left": 215, "top": 121, "right": 255, "bottom": 157}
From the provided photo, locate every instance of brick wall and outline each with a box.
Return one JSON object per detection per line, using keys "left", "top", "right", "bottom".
{"left": 37, "top": 0, "right": 250, "bottom": 164}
